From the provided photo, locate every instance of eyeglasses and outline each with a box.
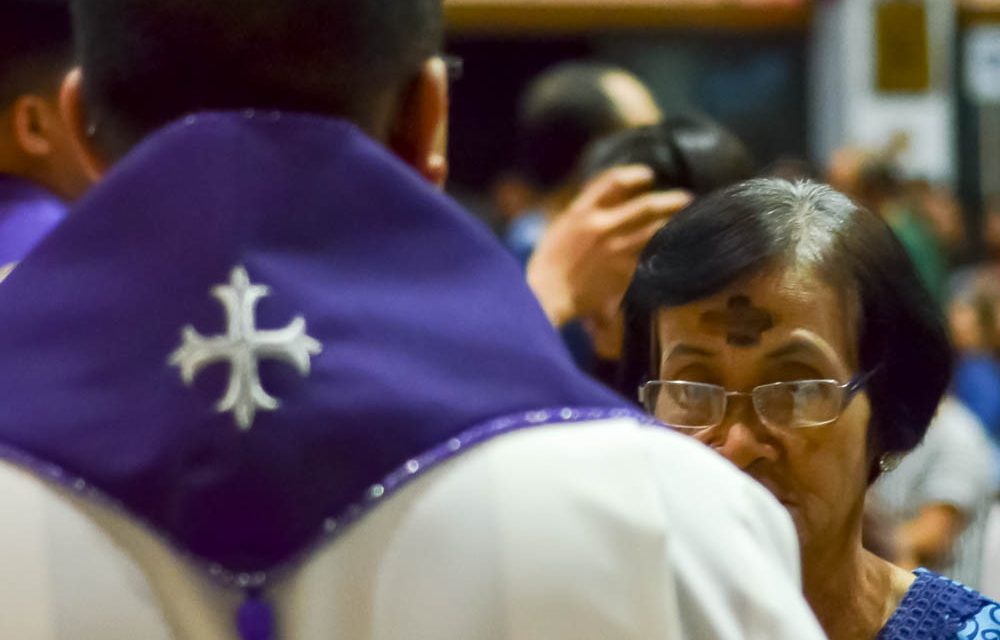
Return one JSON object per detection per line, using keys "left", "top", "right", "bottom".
{"left": 638, "top": 370, "right": 877, "bottom": 431}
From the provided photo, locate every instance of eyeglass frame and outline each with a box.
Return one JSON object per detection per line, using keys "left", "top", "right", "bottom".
{"left": 637, "top": 368, "right": 880, "bottom": 431}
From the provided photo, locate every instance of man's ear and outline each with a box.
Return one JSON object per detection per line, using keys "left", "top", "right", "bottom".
{"left": 59, "top": 67, "right": 108, "bottom": 181}
{"left": 388, "top": 57, "right": 449, "bottom": 188}
{"left": 12, "top": 95, "right": 56, "bottom": 157}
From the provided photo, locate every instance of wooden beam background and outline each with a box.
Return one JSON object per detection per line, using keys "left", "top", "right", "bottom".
{"left": 961, "top": 0, "right": 1000, "bottom": 27}
{"left": 445, "top": 0, "right": 812, "bottom": 35}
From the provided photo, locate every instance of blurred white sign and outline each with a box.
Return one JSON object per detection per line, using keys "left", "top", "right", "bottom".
{"left": 966, "top": 26, "right": 1000, "bottom": 104}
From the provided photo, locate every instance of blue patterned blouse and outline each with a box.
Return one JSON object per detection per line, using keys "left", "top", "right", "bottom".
{"left": 878, "top": 569, "right": 1000, "bottom": 639}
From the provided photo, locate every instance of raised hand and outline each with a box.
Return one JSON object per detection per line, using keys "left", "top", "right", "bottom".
{"left": 527, "top": 165, "right": 692, "bottom": 328}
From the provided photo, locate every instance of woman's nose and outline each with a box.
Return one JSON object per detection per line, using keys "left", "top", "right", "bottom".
{"left": 711, "top": 413, "right": 780, "bottom": 470}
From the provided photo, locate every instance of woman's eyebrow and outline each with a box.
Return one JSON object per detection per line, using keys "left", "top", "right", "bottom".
{"left": 765, "top": 340, "right": 825, "bottom": 361}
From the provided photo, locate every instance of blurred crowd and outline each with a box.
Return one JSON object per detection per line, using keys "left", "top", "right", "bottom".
{"left": 831, "top": 140, "right": 1000, "bottom": 596}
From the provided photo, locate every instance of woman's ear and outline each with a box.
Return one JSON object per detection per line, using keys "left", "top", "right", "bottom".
{"left": 388, "top": 57, "right": 449, "bottom": 188}
{"left": 59, "top": 67, "right": 109, "bottom": 182}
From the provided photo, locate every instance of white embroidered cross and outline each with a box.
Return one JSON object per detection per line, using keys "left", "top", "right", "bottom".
{"left": 169, "top": 266, "right": 322, "bottom": 430}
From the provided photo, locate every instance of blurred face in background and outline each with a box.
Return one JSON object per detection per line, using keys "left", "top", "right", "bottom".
{"left": 913, "top": 183, "right": 964, "bottom": 251}
{"left": 600, "top": 71, "right": 661, "bottom": 129}
{"left": 949, "top": 300, "right": 984, "bottom": 352}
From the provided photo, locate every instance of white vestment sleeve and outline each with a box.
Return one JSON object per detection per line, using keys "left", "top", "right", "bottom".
{"left": 642, "top": 431, "right": 826, "bottom": 639}
{"left": 281, "top": 419, "right": 826, "bottom": 640}
{"left": 0, "top": 419, "right": 826, "bottom": 640}
{"left": 0, "top": 462, "right": 171, "bottom": 640}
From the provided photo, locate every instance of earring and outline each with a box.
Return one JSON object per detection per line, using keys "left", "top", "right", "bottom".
{"left": 879, "top": 452, "right": 902, "bottom": 474}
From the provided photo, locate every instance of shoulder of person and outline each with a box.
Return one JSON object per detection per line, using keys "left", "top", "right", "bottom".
{"left": 0, "top": 461, "right": 170, "bottom": 640}
{"left": 0, "top": 420, "right": 816, "bottom": 640}
{"left": 931, "top": 397, "right": 994, "bottom": 466}
{"left": 438, "top": 417, "right": 803, "bottom": 578}
{"left": 326, "top": 417, "right": 820, "bottom": 640}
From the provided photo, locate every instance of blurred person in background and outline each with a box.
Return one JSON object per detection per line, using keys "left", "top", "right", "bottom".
{"left": 505, "top": 62, "right": 693, "bottom": 371}
{"left": 986, "top": 195, "right": 1000, "bottom": 263}
{"left": 764, "top": 154, "right": 818, "bottom": 182}
{"left": 582, "top": 116, "right": 756, "bottom": 208}
{"left": 910, "top": 180, "right": 967, "bottom": 261}
{"left": 0, "top": 0, "right": 89, "bottom": 281}
{"left": 500, "top": 61, "right": 662, "bottom": 264}
{"left": 621, "top": 178, "right": 1000, "bottom": 639}
{"left": 862, "top": 497, "right": 901, "bottom": 562}
{"left": 950, "top": 275, "right": 1000, "bottom": 451}
{"left": 870, "top": 395, "right": 995, "bottom": 590}
{"left": 977, "top": 272, "right": 1000, "bottom": 601}
{"left": 551, "top": 114, "right": 755, "bottom": 383}
{"left": 855, "top": 161, "right": 949, "bottom": 308}
{"left": 829, "top": 140, "right": 950, "bottom": 308}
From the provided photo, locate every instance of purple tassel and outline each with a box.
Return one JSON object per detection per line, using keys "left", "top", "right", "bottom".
{"left": 237, "top": 593, "right": 275, "bottom": 640}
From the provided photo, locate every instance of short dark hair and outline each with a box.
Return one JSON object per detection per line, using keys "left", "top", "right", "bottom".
{"left": 582, "top": 115, "right": 755, "bottom": 196}
{"left": 70, "top": 0, "right": 443, "bottom": 157}
{"left": 515, "top": 62, "right": 641, "bottom": 192}
{"left": 621, "top": 178, "right": 953, "bottom": 481}
{"left": 0, "top": 1, "right": 74, "bottom": 107}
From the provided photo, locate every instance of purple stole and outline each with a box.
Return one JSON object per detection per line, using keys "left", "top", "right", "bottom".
{"left": 0, "top": 113, "right": 650, "bottom": 639}
{"left": 0, "top": 175, "right": 66, "bottom": 266}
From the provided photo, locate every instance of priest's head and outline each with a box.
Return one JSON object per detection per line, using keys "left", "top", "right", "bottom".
{"left": 62, "top": 0, "right": 447, "bottom": 184}
{"left": 0, "top": 0, "right": 90, "bottom": 200}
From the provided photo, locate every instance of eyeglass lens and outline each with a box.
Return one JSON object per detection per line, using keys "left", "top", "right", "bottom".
{"left": 644, "top": 380, "right": 847, "bottom": 430}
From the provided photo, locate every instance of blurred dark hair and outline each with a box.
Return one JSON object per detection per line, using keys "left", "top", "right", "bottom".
{"left": 582, "top": 115, "right": 755, "bottom": 195}
{"left": 621, "top": 178, "right": 953, "bottom": 481}
{"left": 764, "top": 155, "right": 817, "bottom": 182}
{"left": 0, "top": 0, "right": 74, "bottom": 107}
{"left": 515, "top": 62, "right": 645, "bottom": 192}
{"left": 857, "top": 158, "right": 904, "bottom": 201}
{"left": 70, "top": 0, "right": 443, "bottom": 158}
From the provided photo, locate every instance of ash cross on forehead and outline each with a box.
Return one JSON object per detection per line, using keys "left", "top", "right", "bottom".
{"left": 699, "top": 295, "right": 776, "bottom": 347}
{"left": 170, "top": 266, "right": 323, "bottom": 430}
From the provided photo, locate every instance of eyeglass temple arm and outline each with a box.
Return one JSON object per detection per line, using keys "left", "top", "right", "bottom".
{"left": 845, "top": 366, "right": 882, "bottom": 397}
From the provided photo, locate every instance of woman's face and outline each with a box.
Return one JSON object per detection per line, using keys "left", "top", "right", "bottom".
{"left": 653, "top": 266, "right": 872, "bottom": 554}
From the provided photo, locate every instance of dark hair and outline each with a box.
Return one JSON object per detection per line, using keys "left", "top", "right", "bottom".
{"left": 764, "top": 155, "right": 817, "bottom": 182}
{"left": 857, "top": 158, "right": 903, "bottom": 201}
{"left": 582, "top": 115, "right": 755, "bottom": 196}
{"left": 515, "top": 62, "right": 644, "bottom": 192}
{"left": 70, "top": 0, "right": 443, "bottom": 157}
{"left": 0, "top": 0, "right": 74, "bottom": 107}
{"left": 621, "top": 178, "right": 953, "bottom": 480}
